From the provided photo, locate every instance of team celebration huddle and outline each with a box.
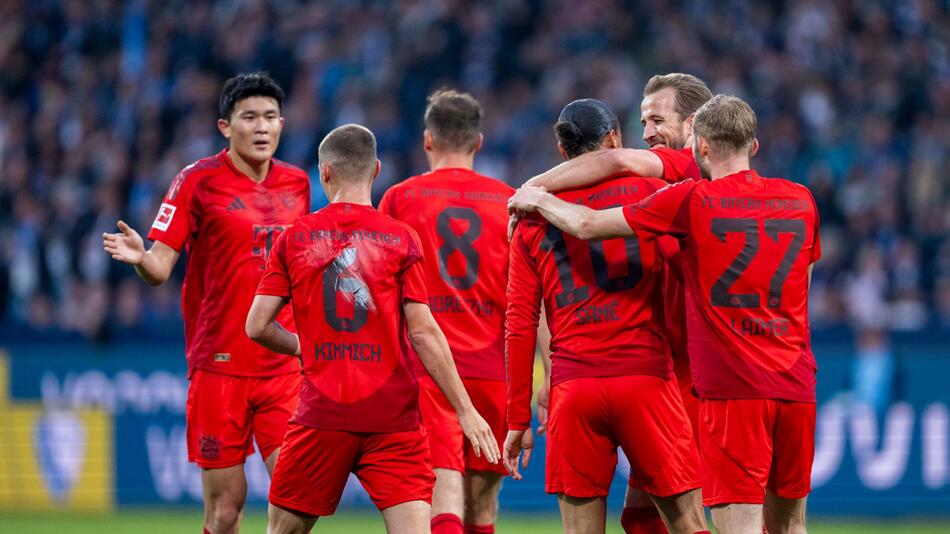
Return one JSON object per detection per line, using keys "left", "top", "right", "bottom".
{"left": 103, "top": 70, "right": 819, "bottom": 534}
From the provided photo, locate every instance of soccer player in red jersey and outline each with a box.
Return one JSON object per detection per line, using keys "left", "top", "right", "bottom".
{"left": 102, "top": 72, "right": 309, "bottom": 534}
{"left": 504, "top": 99, "right": 707, "bottom": 534}
{"left": 509, "top": 95, "right": 820, "bottom": 534}
{"left": 378, "top": 89, "right": 514, "bottom": 534}
{"left": 513, "top": 73, "right": 713, "bottom": 534}
{"left": 245, "top": 124, "right": 499, "bottom": 534}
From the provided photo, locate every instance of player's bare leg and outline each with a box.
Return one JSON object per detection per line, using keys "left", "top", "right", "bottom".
{"left": 381, "top": 500, "right": 432, "bottom": 534}
{"left": 649, "top": 488, "right": 707, "bottom": 534}
{"left": 621, "top": 487, "right": 668, "bottom": 533}
{"left": 710, "top": 503, "right": 763, "bottom": 534}
{"left": 266, "top": 503, "right": 318, "bottom": 534}
{"left": 431, "top": 467, "right": 465, "bottom": 531}
{"left": 557, "top": 494, "right": 606, "bottom": 534}
{"left": 265, "top": 448, "right": 280, "bottom": 475}
{"left": 463, "top": 470, "right": 503, "bottom": 529}
{"left": 201, "top": 464, "right": 247, "bottom": 534}
{"left": 763, "top": 492, "right": 807, "bottom": 534}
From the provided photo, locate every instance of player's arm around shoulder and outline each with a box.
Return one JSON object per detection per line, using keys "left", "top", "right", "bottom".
{"left": 508, "top": 186, "right": 631, "bottom": 241}
{"left": 524, "top": 147, "right": 663, "bottom": 192}
{"left": 403, "top": 302, "right": 500, "bottom": 465}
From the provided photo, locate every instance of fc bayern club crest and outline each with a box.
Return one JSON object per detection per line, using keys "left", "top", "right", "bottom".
{"left": 199, "top": 435, "right": 221, "bottom": 460}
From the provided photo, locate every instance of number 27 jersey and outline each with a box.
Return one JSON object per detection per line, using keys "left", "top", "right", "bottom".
{"left": 622, "top": 170, "right": 821, "bottom": 402}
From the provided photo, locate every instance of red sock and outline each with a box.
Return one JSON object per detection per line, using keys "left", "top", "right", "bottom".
{"left": 463, "top": 524, "right": 494, "bottom": 534}
{"left": 203, "top": 529, "right": 212, "bottom": 534}
{"left": 432, "top": 513, "right": 464, "bottom": 534}
{"left": 694, "top": 531, "right": 712, "bottom": 534}
{"left": 620, "top": 506, "right": 668, "bottom": 534}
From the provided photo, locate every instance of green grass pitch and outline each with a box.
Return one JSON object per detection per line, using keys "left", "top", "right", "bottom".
{"left": 0, "top": 511, "right": 948, "bottom": 533}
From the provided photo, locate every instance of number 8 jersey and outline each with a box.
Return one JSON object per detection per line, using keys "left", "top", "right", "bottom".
{"left": 622, "top": 170, "right": 821, "bottom": 402}
{"left": 256, "top": 203, "right": 430, "bottom": 433}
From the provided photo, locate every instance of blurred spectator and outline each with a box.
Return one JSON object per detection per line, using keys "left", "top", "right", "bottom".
{"left": 0, "top": 0, "right": 947, "bottom": 340}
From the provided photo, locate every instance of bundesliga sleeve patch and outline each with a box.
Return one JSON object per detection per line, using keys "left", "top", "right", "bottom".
{"left": 152, "top": 203, "right": 177, "bottom": 231}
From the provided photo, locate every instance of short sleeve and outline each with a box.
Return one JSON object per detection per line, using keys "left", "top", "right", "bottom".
{"left": 401, "top": 228, "right": 428, "bottom": 303}
{"left": 256, "top": 230, "right": 292, "bottom": 297}
{"left": 649, "top": 147, "right": 700, "bottom": 182}
{"left": 622, "top": 180, "right": 696, "bottom": 238}
{"left": 146, "top": 168, "right": 199, "bottom": 251}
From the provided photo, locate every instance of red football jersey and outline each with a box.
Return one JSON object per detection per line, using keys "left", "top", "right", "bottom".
{"left": 622, "top": 169, "right": 821, "bottom": 402}
{"left": 650, "top": 147, "right": 701, "bottom": 182}
{"left": 256, "top": 203, "right": 429, "bottom": 433}
{"left": 506, "top": 175, "right": 675, "bottom": 430}
{"left": 378, "top": 168, "right": 514, "bottom": 381}
{"left": 147, "top": 149, "right": 309, "bottom": 378}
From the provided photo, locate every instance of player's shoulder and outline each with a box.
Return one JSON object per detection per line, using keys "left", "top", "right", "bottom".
{"left": 271, "top": 158, "right": 309, "bottom": 182}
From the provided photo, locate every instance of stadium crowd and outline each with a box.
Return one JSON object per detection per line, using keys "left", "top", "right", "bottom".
{"left": 0, "top": 0, "right": 947, "bottom": 341}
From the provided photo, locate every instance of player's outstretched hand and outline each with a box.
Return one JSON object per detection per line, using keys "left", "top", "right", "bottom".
{"left": 103, "top": 220, "right": 146, "bottom": 265}
{"left": 503, "top": 428, "right": 535, "bottom": 480}
{"left": 507, "top": 186, "right": 547, "bottom": 215}
{"left": 459, "top": 408, "right": 500, "bottom": 465}
{"left": 536, "top": 379, "right": 550, "bottom": 435}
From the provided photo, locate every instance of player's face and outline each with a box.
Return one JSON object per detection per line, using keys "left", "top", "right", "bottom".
{"left": 641, "top": 88, "right": 687, "bottom": 149}
{"left": 221, "top": 96, "right": 284, "bottom": 165}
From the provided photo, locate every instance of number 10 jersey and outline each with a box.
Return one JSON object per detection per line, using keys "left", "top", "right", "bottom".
{"left": 256, "top": 203, "right": 429, "bottom": 433}
{"left": 622, "top": 170, "right": 821, "bottom": 402}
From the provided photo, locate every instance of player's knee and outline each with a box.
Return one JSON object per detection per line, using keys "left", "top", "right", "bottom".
{"left": 207, "top": 497, "right": 243, "bottom": 533}
{"left": 463, "top": 492, "right": 498, "bottom": 525}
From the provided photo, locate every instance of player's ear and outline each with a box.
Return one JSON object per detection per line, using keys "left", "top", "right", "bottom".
{"left": 684, "top": 113, "right": 695, "bottom": 138}
{"left": 749, "top": 138, "right": 759, "bottom": 159}
{"left": 423, "top": 130, "right": 434, "bottom": 152}
{"left": 371, "top": 159, "right": 381, "bottom": 181}
{"left": 604, "top": 129, "right": 621, "bottom": 149}
{"left": 319, "top": 161, "right": 332, "bottom": 184}
{"left": 556, "top": 142, "right": 569, "bottom": 161}
{"left": 471, "top": 132, "right": 484, "bottom": 155}
{"left": 217, "top": 118, "right": 231, "bottom": 139}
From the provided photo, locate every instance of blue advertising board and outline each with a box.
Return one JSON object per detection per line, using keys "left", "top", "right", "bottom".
{"left": 1, "top": 341, "right": 948, "bottom": 515}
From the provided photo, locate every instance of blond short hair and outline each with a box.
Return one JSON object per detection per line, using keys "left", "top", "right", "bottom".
{"left": 692, "top": 95, "right": 757, "bottom": 155}
{"left": 318, "top": 124, "right": 378, "bottom": 181}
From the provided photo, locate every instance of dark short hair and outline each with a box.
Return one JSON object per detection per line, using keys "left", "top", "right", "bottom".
{"left": 318, "top": 124, "right": 378, "bottom": 181}
{"left": 219, "top": 72, "right": 285, "bottom": 120}
{"left": 423, "top": 88, "right": 483, "bottom": 153}
{"left": 554, "top": 99, "right": 619, "bottom": 159}
{"left": 643, "top": 73, "right": 712, "bottom": 120}
{"left": 692, "top": 95, "right": 757, "bottom": 155}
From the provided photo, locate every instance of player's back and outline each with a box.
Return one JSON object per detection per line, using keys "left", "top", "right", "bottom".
{"left": 682, "top": 170, "right": 820, "bottom": 401}
{"left": 261, "top": 202, "right": 426, "bottom": 433}
{"left": 513, "top": 175, "right": 673, "bottom": 385}
{"left": 379, "top": 168, "right": 514, "bottom": 381}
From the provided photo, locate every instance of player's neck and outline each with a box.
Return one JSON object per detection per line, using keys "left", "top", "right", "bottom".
{"left": 707, "top": 157, "right": 751, "bottom": 181}
{"left": 227, "top": 148, "right": 270, "bottom": 183}
{"left": 329, "top": 185, "right": 373, "bottom": 206}
{"left": 427, "top": 151, "right": 475, "bottom": 172}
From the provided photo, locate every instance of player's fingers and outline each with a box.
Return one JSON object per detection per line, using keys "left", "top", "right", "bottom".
{"left": 536, "top": 423, "right": 546, "bottom": 435}
{"left": 484, "top": 429, "right": 500, "bottom": 464}
{"left": 522, "top": 447, "right": 532, "bottom": 468}
{"left": 469, "top": 434, "right": 481, "bottom": 459}
{"left": 117, "top": 220, "right": 131, "bottom": 234}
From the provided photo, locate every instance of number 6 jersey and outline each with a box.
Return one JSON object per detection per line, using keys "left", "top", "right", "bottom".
{"left": 256, "top": 202, "right": 429, "bottom": 433}
{"left": 506, "top": 175, "right": 674, "bottom": 430}
{"left": 622, "top": 169, "right": 821, "bottom": 402}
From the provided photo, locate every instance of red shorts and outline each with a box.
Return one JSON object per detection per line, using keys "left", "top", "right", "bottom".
{"left": 679, "top": 373, "right": 700, "bottom": 443}
{"left": 186, "top": 369, "right": 301, "bottom": 469}
{"left": 700, "top": 398, "right": 816, "bottom": 506}
{"left": 269, "top": 422, "right": 435, "bottom": 516}
{"left": 547, "top": 375, "right": 700, "bottom": 498}
{"left": 417, "top": 375, "right": 507, "bottom": 475}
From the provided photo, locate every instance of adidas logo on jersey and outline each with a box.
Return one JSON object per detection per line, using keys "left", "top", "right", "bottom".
{"left": 227, "top": 196, "right": 247, "bottom": 211}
